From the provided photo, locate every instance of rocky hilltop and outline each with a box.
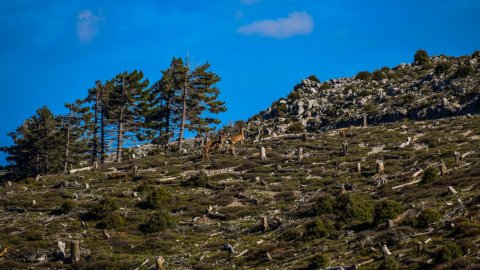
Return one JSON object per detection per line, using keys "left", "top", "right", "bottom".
{"left": 248, "top": 52, "right": 480, "bottom": 136}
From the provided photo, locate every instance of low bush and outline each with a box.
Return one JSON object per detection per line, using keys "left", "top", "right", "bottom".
{"left": 183, "top": 171, "right": 209, "bottom": 188}
{"left": 336, "top": 193, "right": 374, "bottom": 225}
{"left": 139, "top": 211, "right": 177, "bottom": 233}
{"left": 286, "top": 122, "right": 305, "bottom": 134}
{"left": 308, "top": 195, "right": 335, "bottom": 216}
{"left": 416, "top": 209, "right": 441, "bottom": 228}
{"left": 56, "top": 200, "right": 75, "bottom": 215}
{"left": 356, "top": 71, "right": 372, "bottom": 80}
{"left": 372, "top": 70, "right": 386, "bottom": 81}
{"left": 421, "top": 167, "right": 439, "bottom": 184}
{"left": 303, "top": 218, "right": 334, "bottom": 240}
{"left": 435, "top": 242, "right": 462, "bottom": 263}
{"left": 374, "top": 199, "right": 404, "bottom": 224}
{"left": 435, "top": 61, "right": 452, "bottom": 74}
{"left": 378, "top": 256, "right": 399, "bottom": 270}
{"left": 85, "top": 196, "right": 119, "bottom": 220}
{"left": 143, "top": 187, "right": 172, "bottom": 209}
{"left": 307, "top": 75, "right": 321, "bottom": 83}
{"left": 453, "top": 64, "right": 474, "bottom": 79}
{"left": 96, "top": 213, "right": 126, "bottom": 229}
{"left": 308, "top": 254, "right": 329, "bottom": 269}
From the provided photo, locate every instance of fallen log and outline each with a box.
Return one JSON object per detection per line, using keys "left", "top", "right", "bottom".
{"left": 392, "top": 179, "right": 421, "bottom": 190}
{"left": 69, "top": 166, "right": 92, "bottom": 174}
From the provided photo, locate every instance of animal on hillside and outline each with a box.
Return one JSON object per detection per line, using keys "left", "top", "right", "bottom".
{"left": 226, "top": 127, "right": 245, "bottom": 156}
{"left": 203, "top": 135, "right": 226, "bottom": 160}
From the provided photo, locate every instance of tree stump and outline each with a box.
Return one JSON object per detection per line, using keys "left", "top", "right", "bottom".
{"left": 356, "top": 162, "right": 361, "bottom": 173}
{"left": 261, "top": 217, "right": 269, "bottom": 232}
{"left": 440, "top": 161, "right": 447, "bottom": 176}
{"left": 70, "top": 241, "right": 81, "bottom": 264}
{"left": 298, "top": 147, "right": 303, "bottom": 161}
{"left": 342, "top": 143, "right": 348, "bottom": 156}
{"left": 386, "top": 219, "right": 395, "bottom": 228}
{"left": 260, "top": 146, "right": 267, "bottom": 160}
{"left": 363, "top": 114, "right": 367, "bottom": 128}
{"left": 133, "top": 165, "right": 138, "bottom": 176}
{"left": 57, "top": 241, "right": 66, "bottom": 261}
{"left": 376, "top": 160, "right": 384, "bottom": 174}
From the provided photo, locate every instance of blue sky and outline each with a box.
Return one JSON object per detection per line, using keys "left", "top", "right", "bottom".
{"left": 1, "top": 0, "right": 479, "bottom": 165}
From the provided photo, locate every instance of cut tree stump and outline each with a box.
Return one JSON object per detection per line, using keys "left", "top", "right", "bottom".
{"left": 376, "top": 160, "right": 384, "bottom": 174}
{"left": 260, "top": 146, "right": 267, "bottom": 160}
{"left": 70, "top": 241, "right": 80, "bottom": 264}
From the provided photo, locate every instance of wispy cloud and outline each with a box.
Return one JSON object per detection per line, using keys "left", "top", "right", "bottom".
{"left": 237, "top": 11, "right": 314, "bottom": 39}
{"left": 76, "top": 9, "right": 104, "bottom": 44}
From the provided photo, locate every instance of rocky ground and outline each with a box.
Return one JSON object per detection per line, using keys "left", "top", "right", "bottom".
{"left": 247, "top": 53, "right": 480, "bottom": 137}
{"left": 0, "top": 114, "right": 479, "bottom": 269}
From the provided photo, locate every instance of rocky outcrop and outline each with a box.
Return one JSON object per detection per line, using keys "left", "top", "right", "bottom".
{"left": 248, "top": 53, "right": 480, "bottom": 135}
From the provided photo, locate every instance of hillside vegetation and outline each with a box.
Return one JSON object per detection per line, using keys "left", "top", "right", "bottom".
{"left": 1, "top": 114, "right": 480, "bottom": 269}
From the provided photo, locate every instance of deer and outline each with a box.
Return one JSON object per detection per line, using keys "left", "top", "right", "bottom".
{"left": 203, "top": 135, "right": 226, "bottom": 160}
{"left": 226, "top": 127, "right": 245, "bottom": 156}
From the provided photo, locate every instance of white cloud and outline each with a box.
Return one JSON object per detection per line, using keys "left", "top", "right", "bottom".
{"left": 237, "top": 11, "right": 314, "bottom": 39}
{"left": 76, "top": 10, "right": 104, "bottom": 44}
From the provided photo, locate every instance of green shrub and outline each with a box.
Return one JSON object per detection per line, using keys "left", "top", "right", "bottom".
{"left": 308, "top": 195, "right": 335, "bottom": 216}
{"left": 336, "top": 193, "right": 374, "bottom": 225}
{"left": 86, "top": 196, "right": 119, "bottom": 220}
{"left": 414, "top": 49, "right": 429, "bottom": 65}
{"left": 58, "top": 200, "right": 75, "bottom": 215}
{"left": 435, "top": 61, "right": 452, "bottom": 74}
{"left": 372, "top": 70, "right": 386, "bottom": 81}
{"left": 421, "top": 167, "right": 439, "bottom": 184}
{"left": 453, "top": 64, "right": 474, "bottom": 79}
{"left": 356, "top": 71, "right": 372, "bottom": 80}
{"left": 304, "top": 218, "right": 334, "bottom": 240}
{"left": 435, "top": 242, "right": 462, "bottom": 263}
{"left": 416, "top": 209, "right": 441, "bottom": 228}
{"left": 139, "top": 211, "right": 176, "bottom": 233}
{"left": 320, "top": 82, "right": 330, "bottom": 90}
{"left": 307, "top": 75, "right": 321, "bottom": 83}
{"left": 374, "top": 200, "right": 404, "bottom": 224}
{"left": 183, "top": 171, "right": 209, "bottom": 188}
{"left": 308, "top": 254, "right": 329, "bottom": 269}
{"left": 96, "top": 213, "right": 126, "bottom": 229}
{"left": 378, "top": 256, "right": 399, "bottom": 270}
{"left": 143, "top": 187, "right": 172, "bottom": 209}
{"left": 286, "top": 122, "right": 305, "bottom": 134}
{"left": 288, "top": 91, "right": 301, "bottom": 100}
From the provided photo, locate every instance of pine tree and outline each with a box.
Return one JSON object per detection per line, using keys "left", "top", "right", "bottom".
{"left": 1, "top": 106, "right": 62, "bottom": 178}
{"left": 61, "top": 100, "right": 91, "bottom": 173}
{"left": 142, "top": 59, "right": 183, "bottom": 151}
{"left": 108, "top": 70, "right": 149, "bottom": 162}
{"left": 189, "top": 62, "right": 226, "bottom": 136}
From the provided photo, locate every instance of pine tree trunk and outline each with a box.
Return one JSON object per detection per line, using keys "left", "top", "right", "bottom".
{"left": 165, "top": 99, "right": 171, "bottom": 151}
{"left": 117, "top": 78, "right": 126, "bottom": 162}
{"left": 100, "top": 99, "right": 105, "bottom": 164}
{"left": 92, "top": 89, "right": 99, "bottom": 165}
{"left": 64, "top": 115, "right": 71, "bottom": 174}
{"left": 178, "top": 56, "right": 188, "bottom": 151}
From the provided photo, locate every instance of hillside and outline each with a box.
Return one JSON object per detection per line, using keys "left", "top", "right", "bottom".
{"left": 247, "top": 52, "right": 480, "bottom": 136}
{"left": 1, "top": 113, "right": 480, "bottom": 269}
